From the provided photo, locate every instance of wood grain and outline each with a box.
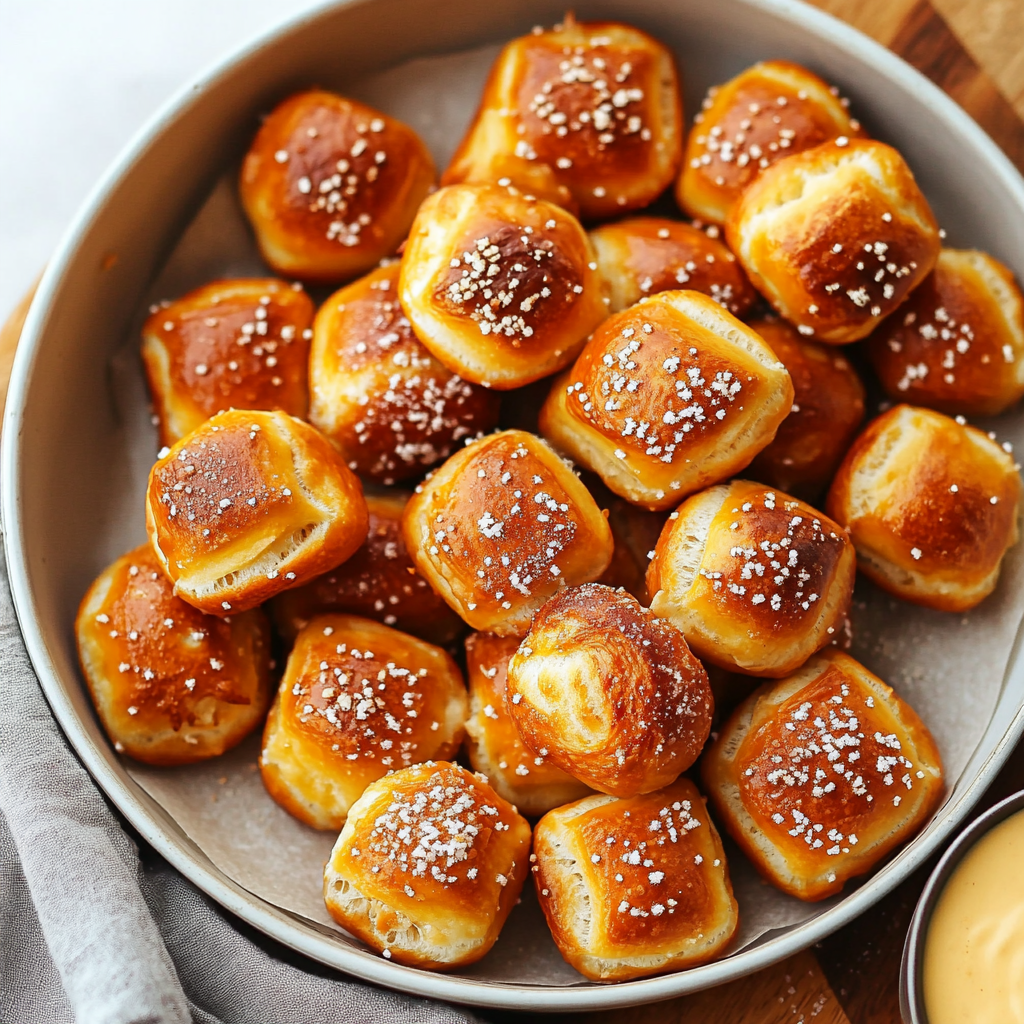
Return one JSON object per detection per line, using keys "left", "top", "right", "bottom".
{"left": 577, "top": 951, "right": 851, "bottom": 1024}
{"left": 931, "top": 0, "right": 1024, "bottom": 119}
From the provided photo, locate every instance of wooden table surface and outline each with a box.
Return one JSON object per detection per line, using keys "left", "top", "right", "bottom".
{"left": 4, "top": 1, "right": 1024, "bottom": 1020}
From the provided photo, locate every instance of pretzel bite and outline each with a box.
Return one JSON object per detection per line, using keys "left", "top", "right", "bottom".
{"left": 677, "top": 60, "right": 863, "bottom": 225}
{"left": 398, "top": 183, "right": 607, "bottom": 389}
{"left": 532, "top": 779, "right": 738, "bottom": 981}
{"left": 308, "top": 263, "right": 499, "bottom": 482}
{"left": 826, "top": 405, "right": 1021, "bottom": 611}
{"left": 589, "top": 217, "right": 758, "bottom": 315}
{"left": 146, "top": 409, "right": 368, "bottom": 615}
{"left": 142, "top": 279, "right": 313, "bottom": 448}
{"left": 269, "top": 490, "right": 463, "bottom": 646}
{"left": 240, "top": 90, "right": 435, "bottom": 283}
{"left": 76, "top": 544, "right": 271, "bottom": 765}
{"left": 443, "top": 16, "right": 682, "bottom": 221}
{"left": 867, "top": 249, "right": 1024, "bottom": 416}
{"left": 260, "top": 616, "right": 467, "bottom": 830}
{"left": 648, "top": 480, "right": 855, "bottom": 677}
{"left": 702, "top": 649, "right": 944, "bottom": 900}
{"left": 323, "top": 761, "right": 531, "bottom": 968}
{"left": 463, "top": 632, "right": 591, "bottom": 816}
{"left": 746, "top": 318, "right": 866, "bottom": 495}
{"left": 726, "top": 139, "right": 940, "bottom": 343}
{"left": 507, "top": 584, "right": 712, "bottom": 797}
{"left": 402, "top": 429, "right": 613, "bottom": 636}
{"left": 539, "top": 290, "right": 794, "bottom": 510}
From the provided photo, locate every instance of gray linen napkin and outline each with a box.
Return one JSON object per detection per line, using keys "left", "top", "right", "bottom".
{"left": 0, "top": 549, "right": 488, "bottom": 1024}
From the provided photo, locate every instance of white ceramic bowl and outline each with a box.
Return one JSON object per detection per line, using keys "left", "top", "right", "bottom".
{"left": 6, "top": 0, "right": 1024, "bottom": 1011}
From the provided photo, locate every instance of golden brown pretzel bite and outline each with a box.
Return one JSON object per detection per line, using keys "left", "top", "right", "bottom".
{"left": 726, "top": 139, "right": 940, "bottom": 344}
{"left": 532, "top": 779, "right": 738, "bottom": 981}
{"left": 444, "top": 16, "right": 682, "bottom": 220}
{"left": 540, "top": 290, "right": 793, "bottom": 510}
{"left": 398, "top": 183, "right": 607, "bottom": 389}
{"left": 401, "top": 429, "right": 613, "bottom": 636}
{"left": 647, "top": 480, "right": 855, "bottom": 677}
{"left": 826, "top": 405, "right": 1021, "bottom": 611}
{"left": 588, "top": 217, "right": 758, "bottom": 315}
{"left": 702, "top": 649, "right": 943, "bottom": 900}
{"left": 867, "top": 249, "right": 1024, "bottom": 416}
{"left": 260, "top": 615, "right": 467, "bottom": 830}
{"left": 240, "top": 89, "right": 435, "bottom": 282}
{"left": 142, "top": 278, "right": 313, "bottom": 447}
{"left": 323, "top": 761, "right": 531, "bottom": 968}
{"left": 308, "top": 262, "right": 499, "bottom": 482}
{"left": 677, "top": 60, "right": 863, "bottom": 225}
{"left": 146, "top": 409, "right": 368, "bottom": 614}
{"left": 76, "top": 544, "right": 271, "bottom": 765}
{"left": 506, "top": 583, "right": 713, "bottom": 797}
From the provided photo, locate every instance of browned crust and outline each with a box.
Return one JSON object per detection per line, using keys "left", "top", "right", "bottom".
{"left": 506, "top": 583, "right": 713, "bottom": 797}
{"left": 726, "top": 139, "right": 940, "bottom": 344}
{"left": 677, "top": 59, "right": 864, "bottom": 225}
{"left": 866, "top": 249, "right": 1024, "bottom": 416}
{"left": 145, "top": 409, "right": 368, "bottom": 614}
{"left": 746, "top": 318, "right": 866, "bottom": 495}
{"left": 142, "top": 278, "right": 313, "bottom": 448}
{"left": 75, "top": 544, "right": 271, "bottom": 765}
{"left": 400, "top": 429, "right": 613, "bottom": 636}
{"left": 240, "top": 89, "right": 435, "bottom": 283}
{"left": 826, "top": 404, "right": 1021, "bottom": 610}
{"left": 444, "top": 18, "right": 683, "bottom": 220}
{"left": 701, "top": 650, "right": 944, "bottom": 900}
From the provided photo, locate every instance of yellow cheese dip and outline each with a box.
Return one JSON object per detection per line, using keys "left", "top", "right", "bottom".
{"left": 923, "top": 808, "right": 1024, "bottom": 1024}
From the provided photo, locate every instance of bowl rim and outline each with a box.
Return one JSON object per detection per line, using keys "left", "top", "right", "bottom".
{"left": 899, "top": 787, "right": 1024, "bottom": 1024}
{"left": 6, "top": 0, "right": 1024, "bottom": 1011}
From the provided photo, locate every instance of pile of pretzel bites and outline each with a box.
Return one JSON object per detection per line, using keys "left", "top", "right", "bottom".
{"left": 75, "top": 16, "right": 1023, "bottom": 981}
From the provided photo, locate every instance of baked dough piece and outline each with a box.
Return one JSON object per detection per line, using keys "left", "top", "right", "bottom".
{"left": 240, "top": 90, "right": 435, "bottom": 283}
{"left": 539, "top": 290, "right": 793, "bottom": 510}
{"left": 260, "top": 615, "right": 467, "bottom": 830}
{"left": 532, "top": 779, "right": 738, "bottom": 981}
{"left": 146, "top": 409, "right": 368, "bottom": 614}
{"left": 702, "top": 649, "right": 944, "bottom": 900}
{"left": 826, "top": 405, "right": 1021, "bottom": 611}
{"left": 76, "top": 544, "right": 271, "bottom": 765}
{"left": 308, "top": 262, "right": 500, "bottom": 483}
{"left": 398, "top": 183, "right": 607, "bottom": 389}
{"left": 746, "top": 318, "right": 866, "bottom": 495}
{"left": 648, "top": 480, "right": 855, "bottom": 677}
{"left": 677, "top": 60, "right": 863, "bottom": 225}
{"left": 463, "top": 632, "right": 592, "bottom": 816}
{"left": 507, "top": 584, "right": 712, "bottom": 797}
{"left": 867, "top": 249, "right": 1024, "bottom": 416}
{"left": 401, "top": 429, "right": 613, "bottom": 636}
{"left": 269, "top": 490, "right": 464, "bottom": 646}
{"left": 323, "top": 761, "right": 531, "bottom": 968}
{"left": 589, "top": 217, "right": 758, "bottom": 315}
{"left": 726, "top": 139, "right": 940, "bottom": 343}
{"left": 142, "top": 278, "right": 313, "bottom": 447}
{"left": 443, "top": 16, "right": 682, "bottom": 221}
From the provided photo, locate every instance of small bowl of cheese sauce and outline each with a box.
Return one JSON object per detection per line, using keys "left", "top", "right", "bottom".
{"left": 901, "top": 790, "right": 1024, "bottom": 1023}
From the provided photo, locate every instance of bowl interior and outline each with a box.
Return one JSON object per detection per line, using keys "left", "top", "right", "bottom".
{"left": 7, "top": 0, "right": 1024, "bottom": 1011}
